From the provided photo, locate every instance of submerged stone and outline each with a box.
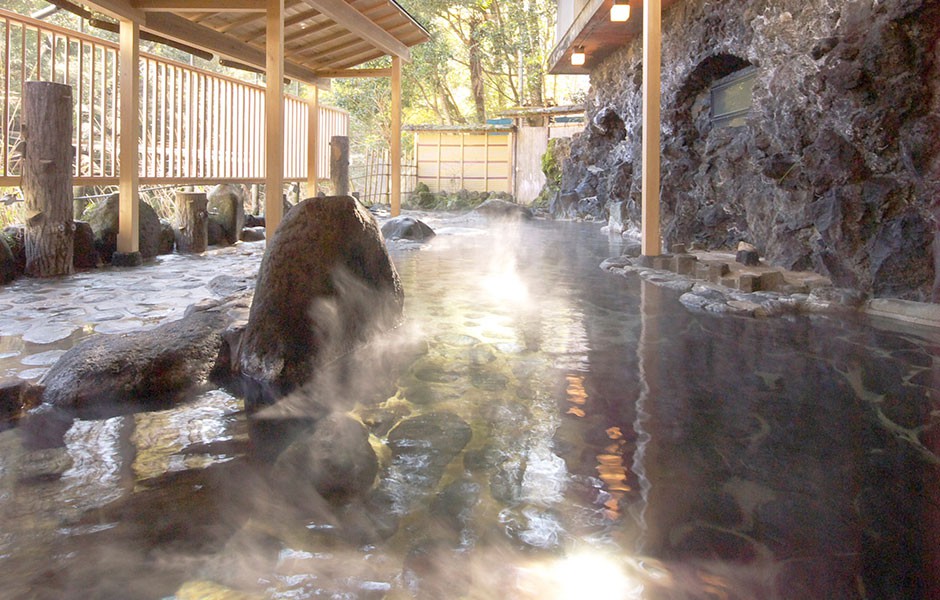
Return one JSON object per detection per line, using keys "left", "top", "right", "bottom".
{"left": 274, "top": 412, "right": 378, "bottom": 500}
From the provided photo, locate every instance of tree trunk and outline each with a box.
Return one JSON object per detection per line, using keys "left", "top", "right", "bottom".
{"left": 22, "top": 81, "right": 74, "bottom": 277}
{"left": 175, "top": 191, "right": 208, "bottom": 253}
{"left": 468, "top": 18, "right": 486, "bottom": 123}
{"left": 330, "top": 136, "right": 350, "bottom": 196}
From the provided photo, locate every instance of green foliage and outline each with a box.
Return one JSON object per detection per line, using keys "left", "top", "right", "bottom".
{"left": 541, "top": 138, "right": 563, "bottom": 186}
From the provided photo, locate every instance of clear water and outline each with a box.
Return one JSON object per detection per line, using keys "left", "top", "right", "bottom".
{"left": 0, "top": 217, "right": 937, "bottom": 599}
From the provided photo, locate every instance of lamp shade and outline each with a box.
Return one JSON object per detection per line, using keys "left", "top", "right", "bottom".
{"left": 611, "top": 1, "right": 631, "bottom": 22}
{"left": 571, "top": 47, "right": 586, "bottom": 66}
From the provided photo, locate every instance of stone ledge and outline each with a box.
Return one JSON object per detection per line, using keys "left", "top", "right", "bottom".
{"left": 864, "top": 299, "right": 940, "bottom": 329}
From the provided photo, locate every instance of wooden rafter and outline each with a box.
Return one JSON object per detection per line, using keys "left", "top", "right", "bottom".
{"left": 133, "top": 0, "right": 266, "bottom": 12}
{"left": 302, "top": 0, "right": 410, "bottom": 61}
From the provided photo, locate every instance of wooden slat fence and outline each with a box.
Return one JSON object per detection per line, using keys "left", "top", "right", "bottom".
{"left": 0, "top": 8, "right": 347, "bottom": 187}
{"left": 411, "top": 128, "right": 514, "bottom": 194}
{"left": 355, "top": 147, "right": 415, "bottom": 205}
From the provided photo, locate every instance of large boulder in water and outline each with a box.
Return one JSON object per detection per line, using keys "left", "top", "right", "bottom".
{"left": 237, "top": 195, "right": 404, "bottom": 410}
{"left": 208, "top": 184, "right": 247, "bottom": 245}
{"left": 84, "top": 193, "right": 162, "bottom": 262}
{"left": 381, "top": 216, "right": 435, "bottom": 241}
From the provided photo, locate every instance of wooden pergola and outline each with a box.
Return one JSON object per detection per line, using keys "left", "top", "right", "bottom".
{"left": 75, "top": 0, "right": 429, "bottom": 258}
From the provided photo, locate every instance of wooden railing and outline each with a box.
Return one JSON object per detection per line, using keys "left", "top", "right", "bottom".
{"left": 0, "top": 8, "right": 347, "bottom": 187}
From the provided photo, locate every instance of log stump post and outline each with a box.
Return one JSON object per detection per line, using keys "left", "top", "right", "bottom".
{"left": 175, "top": 191, "right": 208, "bottom": 253}
{"left": 22, "top": 81, "right": 74, "bottom": 277}
{"left": 330, "top": 135, "right": 350, "bottom": 196}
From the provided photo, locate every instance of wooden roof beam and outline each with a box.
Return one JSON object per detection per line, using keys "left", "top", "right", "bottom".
{"left": 81, "top": 0, "right": 145, "bottom": 21}
{"left": 301, "top": 0, "right": 410, "bottom": 62}
{"left": 133, "top": 0, "right": 265, "bottom": 11}
{"left": 315, "top": 67, "right": 390, "bottom": 78}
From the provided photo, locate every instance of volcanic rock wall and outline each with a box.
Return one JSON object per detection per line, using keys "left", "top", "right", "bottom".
{"left": 556, "top": 0, "right": 940, "bottom": 300}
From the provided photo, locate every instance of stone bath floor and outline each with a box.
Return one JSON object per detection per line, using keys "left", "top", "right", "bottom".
{"left": 0, "top": 242, "right": 266, "bottom": 382}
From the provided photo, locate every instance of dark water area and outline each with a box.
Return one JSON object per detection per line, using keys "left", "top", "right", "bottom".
{"left": 0, "top": 218, "right": 938, "bottom": 599}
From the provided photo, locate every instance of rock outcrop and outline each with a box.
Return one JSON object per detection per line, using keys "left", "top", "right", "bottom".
{"left": 554, "top": 0, "right": 940, "bottom": 300}
{"left": 84, "top": 194, "right": 162, "bottom": 262}
{"left": 0, "top": 234, "right": 15, "bottom": 284}
{"left": 237, "top": 195, "right": 404, "bottom": 410}
{"left": 208, "top": 184, "right": 247, "bottom": 246}
{"left": 72, "top": 221, "right": 99, "bottom": 269}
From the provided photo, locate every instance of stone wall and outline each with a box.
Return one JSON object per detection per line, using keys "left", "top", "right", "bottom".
{"left": 555, "top": 0, "right": 940, "bottom": 300}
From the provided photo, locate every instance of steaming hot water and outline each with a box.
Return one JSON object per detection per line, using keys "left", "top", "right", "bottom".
{"left": 0, "top": 215, "right": 937, "bottom": 599}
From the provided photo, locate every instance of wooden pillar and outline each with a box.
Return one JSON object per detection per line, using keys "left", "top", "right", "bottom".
{"left": 175, "top": 191, "right": 208, "bottom": 253}
{"left": 330, "top": 136, "right": 350, "bottom": 196}
{"left": 641, "top": 0, "right": 662, "bottom": 257}
{"left": 116, "top": 18, "right": 140, "bottom": 265}
{"left": 390, "top": 56, "right": 402, "bottom": 216}
{"left": 306, "top": 85, "right": 319, "bottom": 197}
{"left": 22, "top": 81, "right": 74, "bottom": 277}
{"left": 265, "top": 0, "right": 285, "bottom": 240}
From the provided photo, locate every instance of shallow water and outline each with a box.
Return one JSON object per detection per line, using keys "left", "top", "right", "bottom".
{"left": 0, "top": 217, "right": 938, "bottom": 599}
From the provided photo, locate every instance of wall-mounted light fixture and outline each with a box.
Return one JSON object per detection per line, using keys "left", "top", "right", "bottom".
{"left": 571, "top": 46, "right": 586, "bottom": 66}
{"left": 611, "top": 0, "right": 631, "bottom": 22}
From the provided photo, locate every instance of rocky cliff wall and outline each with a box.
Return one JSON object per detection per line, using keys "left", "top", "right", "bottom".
{"left": 555, "top": 0, "right": 940, "bottom": 300}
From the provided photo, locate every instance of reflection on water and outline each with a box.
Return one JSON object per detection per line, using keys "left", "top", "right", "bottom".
{"left": 0, "top": 218, "right": 938, "bottom": 598}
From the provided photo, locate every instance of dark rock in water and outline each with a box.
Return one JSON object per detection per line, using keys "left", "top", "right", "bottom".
{"left": 2, "top": 225, "right": 25, "bottom": 276}
{"left": 474, "top": 199, "right": 533, "bottom": 220}
{"left": 386, "top": 411, "right": 472, "bottom": 493}
{"left": 237, "top": 195, "right": 404, "bottom": 410}
{"left": 208, "top": 184, "right": 247, "bottom": 245}
{"left": 430, "top": 477, "right": 481, "bottom": 544}
{"left": 0, "top": 234, "right": 16, "bottom": 284}
{"left": 72, "top": 221, "right": 99, "bottom": 269}
{"left": 84, "top": 194, "right": 161, "bottom": 262}
{"left": 239, "top": 226, "right": 265, "bottom": 242}
{"left": 0, "top": 380, "right": 42, "bottom": 427}
{"left": 37, "top": 306, "right": 234, "bottom": 419}
{"left": 157, "top": 219, "right": 175, "bottom": 255}
{"left": 736, "top": 249, "right": 760, "bottom": 266}
{"left": 244, "top": 213, "right": 264, "bottom": 228}
{"left": 207, "top": 219, "right": 224, "bottom": 246}
{"left": 381, "top": 216, "right": 436, "bottom": 241}
{"left": 274, "top": 412, "right": 378, "bottom": 500}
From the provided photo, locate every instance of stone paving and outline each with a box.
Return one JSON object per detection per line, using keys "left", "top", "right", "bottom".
{"left": 0, "top": 242, "right": 266, "bottom": 382}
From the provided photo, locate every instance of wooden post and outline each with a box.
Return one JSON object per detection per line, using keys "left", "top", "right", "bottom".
{"left": 306, "top": 86, "right": 319, "bottom": 197}
{"left": 22, "top": 81, "right": 74, "bottom": 277}
{"left": 641, "top": 0, "right": 662, "bottom": 257}
{"left": 175, "top": 191, "right": 208, "bottom": 253}
{"left": 250, "top": 183, "right": 260, "bottom": 214}
{"left": 264, "top": 0, "right": 285, "bottom": 240}
{"left": 115, "top": 18, "right": 141, "bottom": 266}
{"left": 390, "top": 55, "right": 402, "bottom": 216}
{"left": 330, "top": 135, "right": 349, "bottom": 196}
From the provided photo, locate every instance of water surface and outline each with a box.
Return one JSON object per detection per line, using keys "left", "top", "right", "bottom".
{"left": 0, "top": 217, "right": 937, "bottom": 599}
